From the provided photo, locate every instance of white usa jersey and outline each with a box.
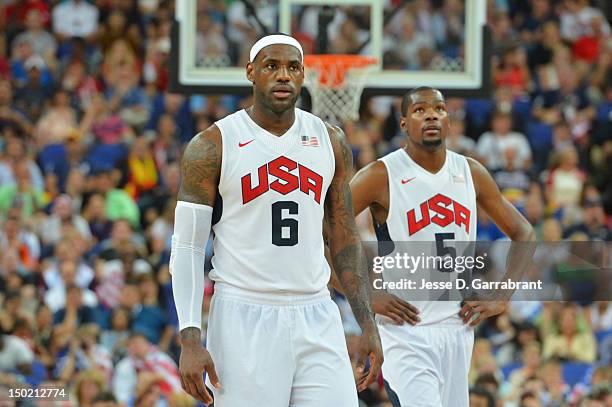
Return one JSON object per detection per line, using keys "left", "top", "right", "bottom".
{"left": 378, "top": 149, "right": 477, "bottom": 324}
{"left": 210, "top": 108, "right": 335, "bottom": 293}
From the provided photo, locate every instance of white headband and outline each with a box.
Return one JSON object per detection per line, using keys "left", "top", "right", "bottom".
{"left": 249, "top": 35, "right": 304, "bottom": 63}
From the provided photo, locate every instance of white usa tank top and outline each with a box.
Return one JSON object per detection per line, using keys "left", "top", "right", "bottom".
{"left": 378, "top": 149, "right": 477, "bottom": 324}
{"left": 210, "top": 108, "right": 335, "bottom": 294}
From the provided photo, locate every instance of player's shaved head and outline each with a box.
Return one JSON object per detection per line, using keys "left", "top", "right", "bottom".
{"left": 401, "top": 86, "right": 444, "bottom": 116}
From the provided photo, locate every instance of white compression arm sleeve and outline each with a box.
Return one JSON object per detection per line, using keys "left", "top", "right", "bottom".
{"left": 170, "top": 200, "right": 213, "bottom": 331}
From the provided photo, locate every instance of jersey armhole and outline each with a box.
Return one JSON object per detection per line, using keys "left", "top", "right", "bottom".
{"left": 321, "top": 121, "right": 336, "bottom": 177}
{"left": 216, "top": 122, "right": 228, "bottom": 193}
{"left": 376, "top": 158, "right": 392, "bottom": 226}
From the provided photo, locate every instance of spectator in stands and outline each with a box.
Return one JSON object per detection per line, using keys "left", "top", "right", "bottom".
{"left": 52, "top": 0, "right": 99, "bottom": 43}
{"left": 33, "top": 304, "right": 53, "bottom": 366}
{"left": 330, "top": 17, "right": 368, "bottom": 55}
{"left": 98, "top": 9, "right": 140, "bottom": 54}
{"left": 0, "top": 161, "right": 44, "bottom": 219}
{"left": 565, "top": 186, "right": 611, "bottom": 240}
{"left": 54, "top": 324, "right": 112, "bottom": 383}
{"left": 507, "top": 342, "right": 543, "bottom": 400}
{"left": 476, "top": 110, "right": 532, "bottom": 171}
{"left": 0, "top": 214, "right": 40, "bottom": 273}
{"left": 82, "top": 192, "right": 113, "bottom": 243}
{"left": 79, "top": 93, "right": 135, "bottom": 146}
{"left": 469, "top": 386, "right": 495, "bottom": 407}
{"left": 0, "top": 79, "right": 32, "bottom": 134}
{"left": 2, "top": 0, "right": 50, "bottom": 38}
{"left": 474, "top": 373, "right": 500, "bottom": 400}
{"left": 493, "top": 147, "right": 534, "bottom": 207}
{"left": 90, "top": 168, "right": 140, "bottom": 227}
{"left": 518, "top": 391, "right": 543, "bottom": 407}
{"left": 545, "top": 145, "right": 585, "bottom": 210}
{"left": 112, "top": 332, "right": 182, "bottom": 405}
{"left": 98, "top": 219, "right": 147, "bottom": 260}
{"left": 12, "top": 55, "right": 53, "bottom": 121}
{"left": 44, "top": 259, "right": 97, "bottom": 313}
{"left": 39, "top": 194, "right": 91, "bottom": 247}
{"left": 395, "top": 12, "right": 436, "bottom": 70}
{"left": 469, "top": 338, "right": 503, "bottom": 386}
{"left": 119, "top": 278, "right": 172, "bottom": 349}
{"left": 586, "top": 302, "right": 612, "bottom": 333}
{"left": 146, "top": 92, "right": 194, "bottom": 144}
{"left": 92, "top": 391, "right": 119, "bottom": 407}
{"left": 151, "top": 114, "right": 181, "bottom": 173}
{"left": 446, "top": 117, "right": 476, "bottom": 157}
{"left": 125, "top": 136, "right": 158, "bottom": 202}
{"left": 195, "top": 11, "right": 230, "bottom": 67}
{"left": 102, "top": 42, "right": 149, "bottom": 129}
{"left": 559, "top": 0, "right": 610, "bottom": 43}
{"left": 489, "top": 10, "right": 518, "bottom": 51}
{"left": 72, "top": 369, "right": 107, "bottom": 407}
{"left": 519, "top": 0, "right": 555, "bottom": 45}
{"left": 431, "top": 0, "right": 464, "bottom": 52}
{"left": 0, "top": 136, "right": 44, "bottom": 189}
{"left": 34, "top": 88, "right": 78, "bottom": 149}
{"left": 100, "top": 307, "right": 131, "bottom": 363}
{"left": 0, "top": 332, "right": 34, "bottom": 385}
{"left": 542, "top": 303, "right": 597, "bottom": 363}
{"left": 493, "top": 46, "right": 532, "bottom": 96}
{"left": 538, "top": 358, "right": 569, "bottom": 406}
{"left": 13, "top": 9, "right": 56, "bottom": 65}
{"left": 61, "top": 59, "right": 100, "bottom": 109}
{"left": 226, "top": 0, "right": 277, "bottom": 64}
{"left": 53, "top": 284, "right": 96, "bottom": 328}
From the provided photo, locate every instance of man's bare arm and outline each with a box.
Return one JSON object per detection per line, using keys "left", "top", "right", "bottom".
{"left": 324, "top": 124, "right": 382, "bottom": 391}
{"left": 460, "top": 158, "right": 536, "bottom": 325}
{"left": 178, "top": 127, "right": 222, "bottom": 207}
{"left": 468, "top": 158, "right": 534, "bottom": 242}
{"left": 176, "top": 127, "right": 221, "bottom": 342}
{"left": 325, "top": 124, "right": 375, "bottom": 330}
{"left": 174, "top": 126, "right": 222, "bottom": 403}
{"left": 349, "top": 160, "right": 420, "bottom": 325}
{"left": 349, "top": 161, "right": 389, "bottom": 218}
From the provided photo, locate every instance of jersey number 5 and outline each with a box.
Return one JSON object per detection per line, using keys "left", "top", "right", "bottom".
{"left": 272, "top": 201, "right": 298, "bottom": 246}
{"left": 435, "top": 232, "right": 456, "bottom": 272}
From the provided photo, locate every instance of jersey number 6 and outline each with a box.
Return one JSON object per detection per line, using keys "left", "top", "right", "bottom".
{"left": 272, "top": 201, "right": 299, "bottom": 246}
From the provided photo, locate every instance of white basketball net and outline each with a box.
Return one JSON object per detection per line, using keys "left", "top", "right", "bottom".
{"left": 304, "top": 59, "right": 376, "bottom": 124}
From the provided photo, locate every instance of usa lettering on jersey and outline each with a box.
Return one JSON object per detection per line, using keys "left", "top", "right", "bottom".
{"left": 241, "top": 156, "right": 324, "bottom": 204}
{"left": 406, "top": 193, "right": 471, "bottom": 236}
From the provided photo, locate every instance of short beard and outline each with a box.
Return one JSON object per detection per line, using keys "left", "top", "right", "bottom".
{"left": 422, "top": 138, "right": 443, "bottom": 149}
{"left": 257, "top": 89, "right": 298, "bottom": 115}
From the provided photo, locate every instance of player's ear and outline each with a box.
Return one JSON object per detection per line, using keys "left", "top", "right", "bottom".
{"left": 399, "top": 116, "right": 408, "bottom": 131}
{"left": 246, "top": 62, "right": 255, "bottom": 83}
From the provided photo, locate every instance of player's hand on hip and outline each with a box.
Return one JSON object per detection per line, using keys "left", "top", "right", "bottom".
{"left": 355, "top": 327, "right": 384, "bottom": 392}
{"left": 372, "top": 292, "right": 420, "bottom": 325}
{"left": 459, "top": 300, "right": 507, "bottom": 327}
{"left": 178, "top": 342, "right": 221, "bottom": 405}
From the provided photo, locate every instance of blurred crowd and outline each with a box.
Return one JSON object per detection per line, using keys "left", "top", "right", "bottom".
{"left": 0, "top": 0, "right": 610, "bottom": 406}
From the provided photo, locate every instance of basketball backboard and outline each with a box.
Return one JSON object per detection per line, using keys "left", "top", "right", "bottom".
{"left": 170, "top": 0, "right": 491, "bottom": 97}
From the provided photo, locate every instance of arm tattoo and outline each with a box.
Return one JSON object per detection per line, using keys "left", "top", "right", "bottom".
{"left": 178, "top": 130, "right": 221, "bottom": 205}
{"left": 326, "top": 127, "right": 376, "bottom": 330}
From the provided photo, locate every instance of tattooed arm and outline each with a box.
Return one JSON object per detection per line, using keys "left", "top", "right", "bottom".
{"left": 324, "top": 124, "right": 383, "bottom": 391}
{"left": 174, "top": 126, "right": 222, "bottom": 404}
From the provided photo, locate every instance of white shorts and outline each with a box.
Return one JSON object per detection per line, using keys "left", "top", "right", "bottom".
{"left": 205, "top": 283, "right": 359, "bottom": 407}
{"left": 378, "top": 316, "right": 474, "bottom": 407}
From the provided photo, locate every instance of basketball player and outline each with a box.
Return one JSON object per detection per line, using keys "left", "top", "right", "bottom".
{"left": 170, "top": 34, "right": 382, "bottom": 406}
{"left": 349, "top": 87, "right": 535, "bottom": 407}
